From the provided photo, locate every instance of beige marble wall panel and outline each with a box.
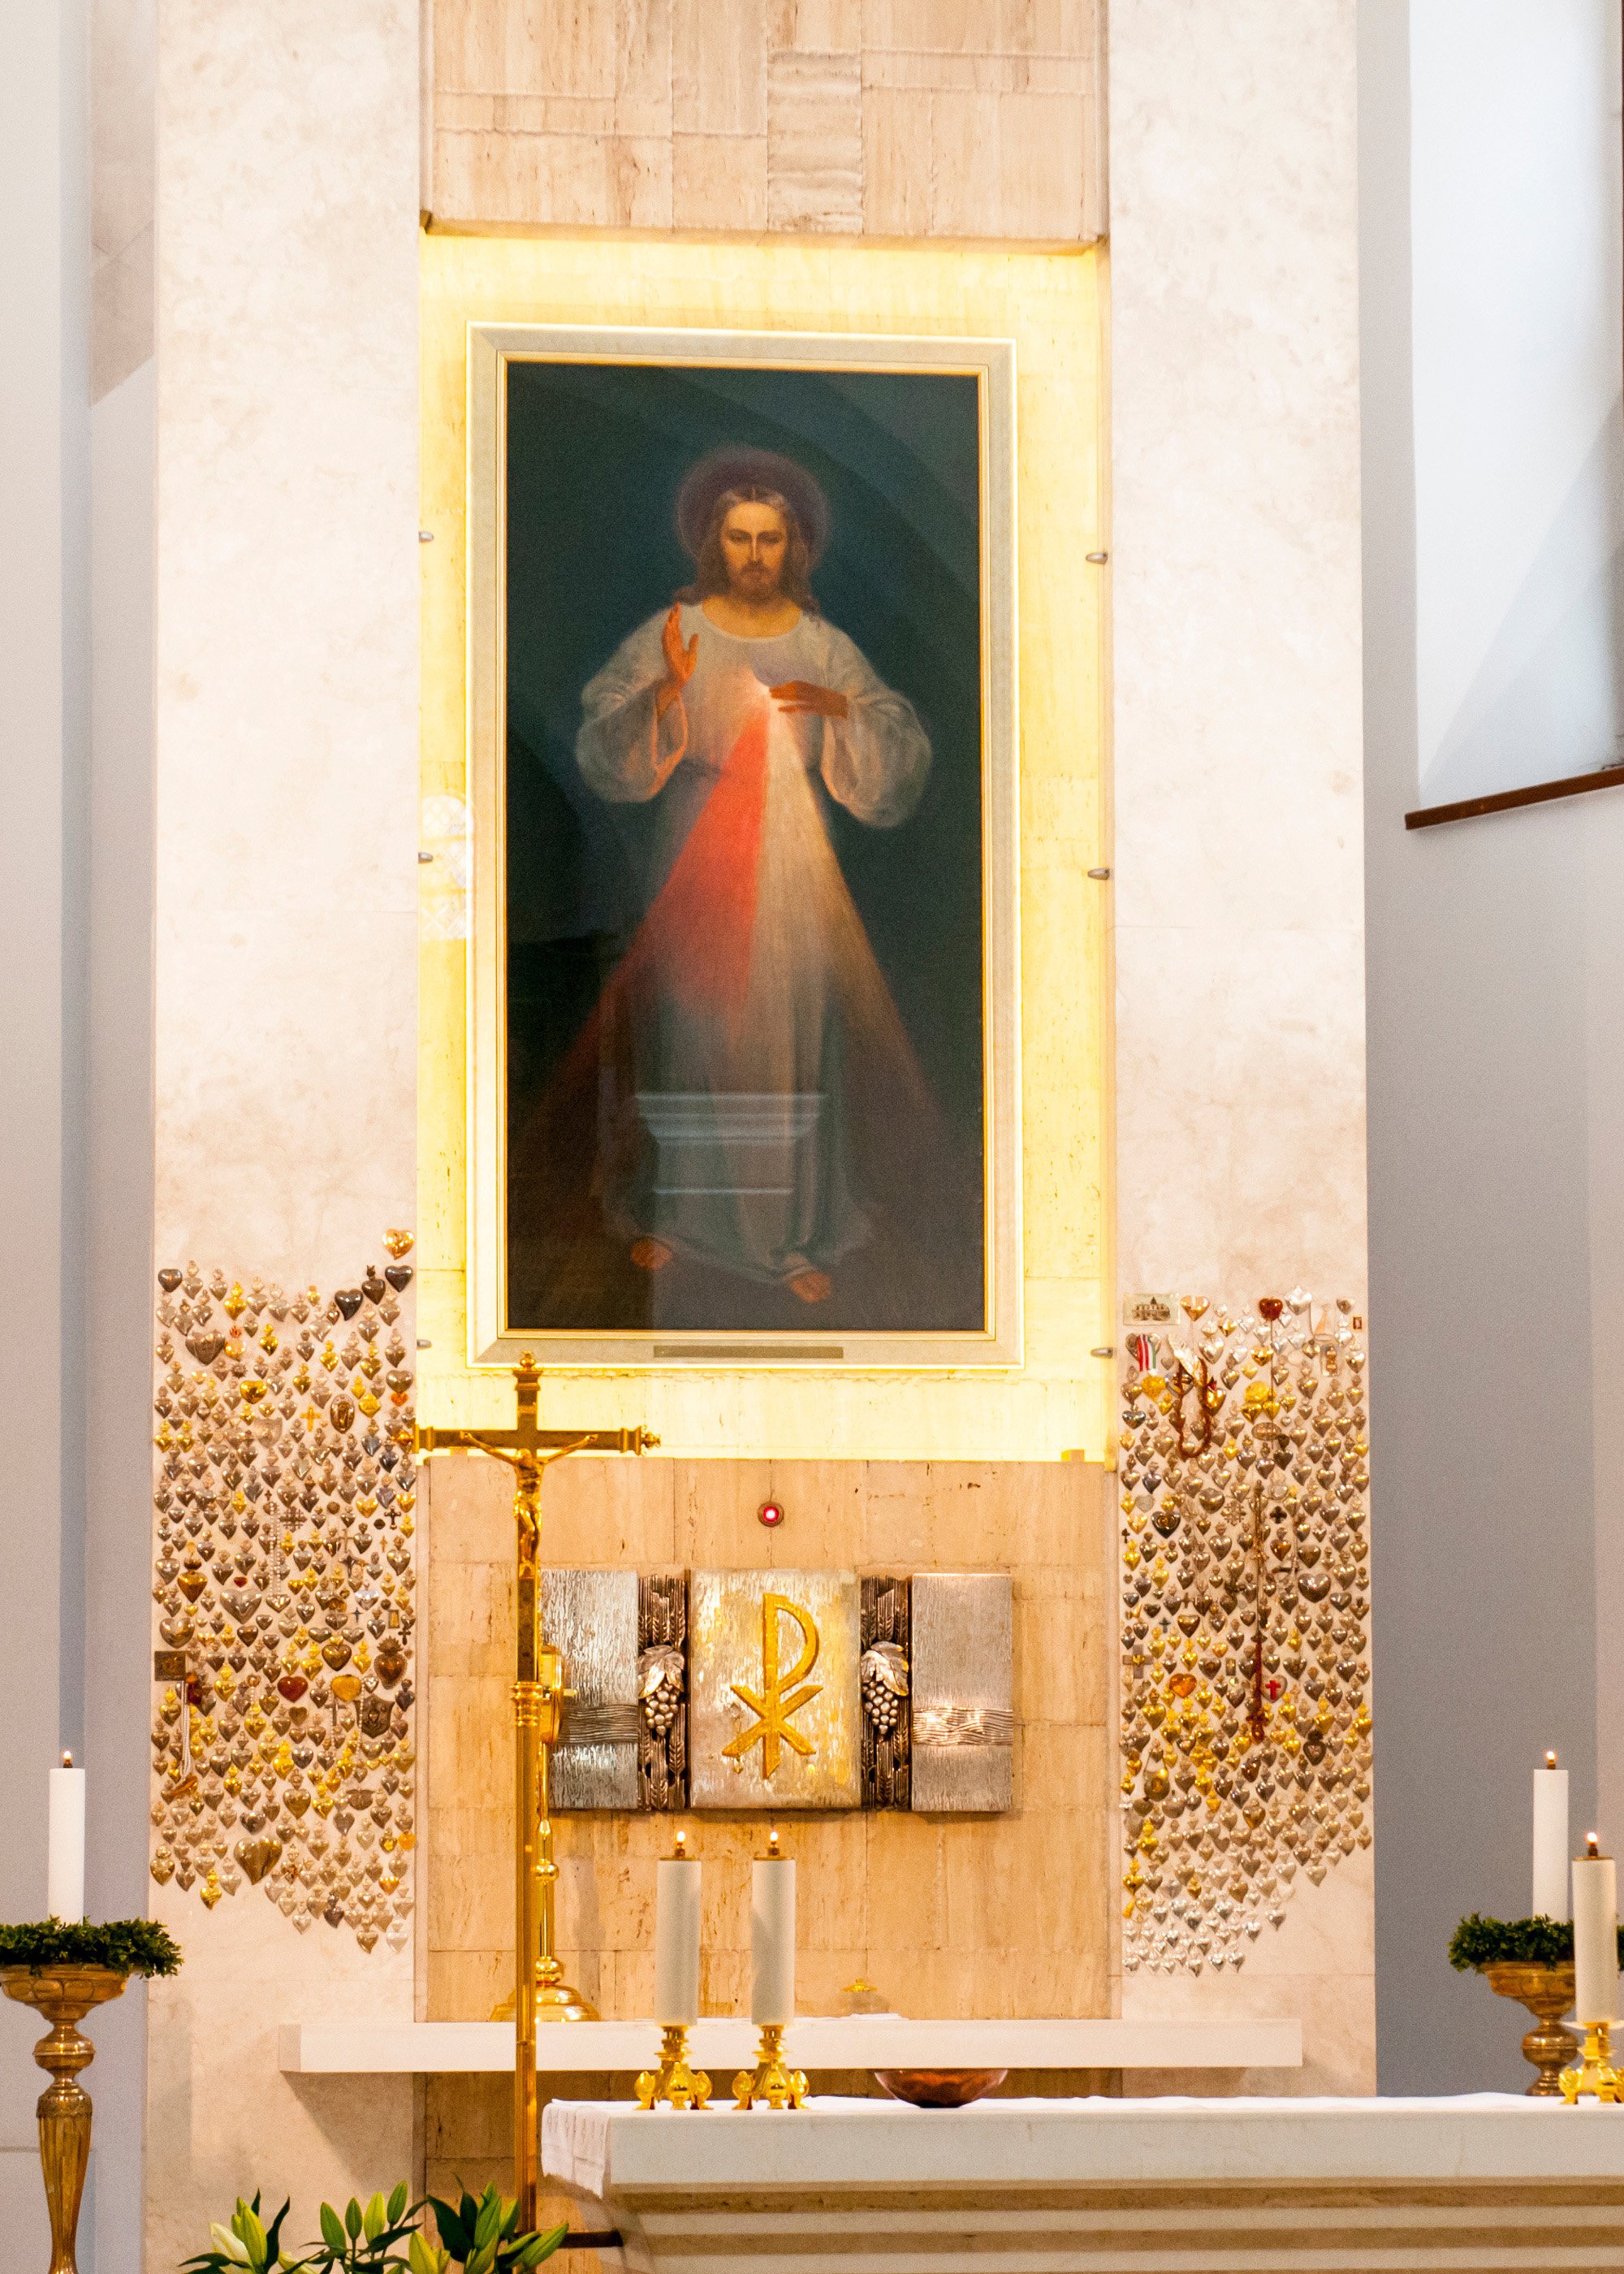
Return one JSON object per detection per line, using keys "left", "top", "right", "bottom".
{"left": 1121, "top": 1851, "right": 1377, "bottom": 2098}
{"left": 672, "top": 132, "right": 769, "bottom": 230}
{"left": 151, "top": 0, "right": 421, "bottom": 2251}
{"left": 146, "top": 1896, "right": 416, "bottom": 2272}
{"left": 423, "top": 1453, "right": 1112, "bottom": 2044}
{"left": 437, "top": 0, "right": 632, "bottom": 101}
{"left": 772, "top": 0, "right": 865, "bottom": 50}
{"left": 429, "top": 0, "right": 1104, "bottom": 240}
{"left": 155, "top": 0, "right": 421, "bottom": 1282}
{"left": 767, "top": 47, "right": 864, "bottom": 231}
{"left": 1109, "top": 0, "right": 1366, "bottom": 1304}
{"left": 861, "top": 86, "right": 933, "bottom": 236}
{"left": 1108, "top": 0, "right": 1371, "bottom": 2089}
{"left": 672, "top": 0, "right": 767, "bottom": 135}
{"left": 865, "top": 0, "right": 1093, "bottom": 52}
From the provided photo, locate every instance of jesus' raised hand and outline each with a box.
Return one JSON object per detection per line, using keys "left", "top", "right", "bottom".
{"left": 656, "top": 604, "right": 699, "bottom": 719}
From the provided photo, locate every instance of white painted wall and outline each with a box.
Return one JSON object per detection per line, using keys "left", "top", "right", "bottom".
{"left": 1411, "top": 0, "right": 1624, "bottom": 803}
{"left": 0, "top": 0, "right": 90, "bottom": 2261}
{"left": 84, "top": 353, "right": 158, "bottom": 2274}
{"left": 1, "top": 54, "right": 156, "bottom": 2270}
{"left": 1363, "top": 0, "right": 1624, "bottom": 2090}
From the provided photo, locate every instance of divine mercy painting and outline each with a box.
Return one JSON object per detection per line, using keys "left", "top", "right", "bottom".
{"left": 470, "top": 328, "right": 1017, "bottom": 1362}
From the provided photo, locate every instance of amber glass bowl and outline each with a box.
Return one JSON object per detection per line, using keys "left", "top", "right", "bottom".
{"left": 873, "top": 2067, "right": 1008, "bottom": 2108}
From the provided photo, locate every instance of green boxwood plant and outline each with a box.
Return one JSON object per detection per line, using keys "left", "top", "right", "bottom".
{"left": 0, "top": 1918, "right": 181, "bottom": 1977}
{"left": 1449, "top": 1913, "right": 1624, "bottom": 1970}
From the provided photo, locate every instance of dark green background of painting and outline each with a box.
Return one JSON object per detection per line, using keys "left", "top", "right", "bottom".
{"left": 503, "top": 358, "right": 985, "bottom": 1334}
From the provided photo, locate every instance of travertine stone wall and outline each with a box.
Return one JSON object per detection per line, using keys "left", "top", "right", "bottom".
{"left": 428, "top": 0, "right": 1106, "bottom": 240}
{"left": 425, "top": 1453, "right": 1112, "bottom": 2025}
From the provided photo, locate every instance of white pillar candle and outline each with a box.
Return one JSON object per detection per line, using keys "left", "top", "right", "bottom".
{"left": 749, "top": 1838, "right": 797, "bottom": 2027}
{"left": 654, "top": 1847, "right": 702, "bottom": 2025}
{"left": 48, "top": 1753, "right": 85, "bottom": 1922}
{"left": 1573, "top": 1836, "right": 1618, "bottom": 2025}
{"left": 1533, "top": 1752, "right": 1570, "bottom": 1919}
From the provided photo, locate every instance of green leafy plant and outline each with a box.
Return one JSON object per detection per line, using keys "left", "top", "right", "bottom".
{"left": 423, "top": 2186, "right": 568, "bottom": 2274}
{"left": 312, "top": 2187, "right": 420, "bottom": 2271}
{"left": 185, "top": 2185, "right": 567, "bottom": 2274}
{"left": 181, "top": 2194, "right": 308, "bottom": 2273}
{"left": 0, "top": 1917, "right": 181, "bottom": 1977}
{"left": 1449, "top": 1913, "right": 1624, "bottom": 1970}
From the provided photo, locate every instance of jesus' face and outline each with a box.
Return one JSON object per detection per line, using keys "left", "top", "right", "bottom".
{"left": 719, "top": 501, "right": 788, "bottom": 601}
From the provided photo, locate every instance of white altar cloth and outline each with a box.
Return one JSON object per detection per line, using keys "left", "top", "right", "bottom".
{"left": 542, "top": 2093, "right": 1624, "bottom": 2272}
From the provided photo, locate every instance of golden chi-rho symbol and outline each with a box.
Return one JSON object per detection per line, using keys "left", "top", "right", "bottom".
{"left": 723, "top": 1593, "right": 822, "bottom": 1779}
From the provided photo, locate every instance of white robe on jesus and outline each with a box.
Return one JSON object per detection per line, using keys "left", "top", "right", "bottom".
{"left": 576, "top": 603, "right": 931, "bottom": 1287}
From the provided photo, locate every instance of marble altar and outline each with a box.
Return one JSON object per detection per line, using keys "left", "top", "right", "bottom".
{"left": 542, "top": 2094, "right": 1624, "bottom": 2272}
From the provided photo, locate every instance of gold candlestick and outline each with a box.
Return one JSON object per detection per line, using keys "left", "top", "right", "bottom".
{"left": 1560, "top": 2019, "right": 1622, "bottom": 2103}
{"left": 1, "top": 1965, "right": 127, "bottom": 2273}
{"left": 636, "top": 2023, "right": 711, "bottom": 2110}
{"left": 732, "top": 2022, "right": 808, "bottom": 2110}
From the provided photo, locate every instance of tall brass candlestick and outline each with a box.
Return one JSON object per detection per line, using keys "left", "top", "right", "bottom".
{"left": 417, "top": 1360, "right": 654, "bottom": 2229}
{"left": 1563, "top": 1834, "right": 1621, "bottom": 2104}
{"left": 1, "top": 1966, "right": 126, "bottom": 2273}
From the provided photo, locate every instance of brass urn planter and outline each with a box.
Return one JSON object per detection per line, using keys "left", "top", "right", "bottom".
{"left": 1483, "top": 1961, "right": 1579, "bottom": 2097}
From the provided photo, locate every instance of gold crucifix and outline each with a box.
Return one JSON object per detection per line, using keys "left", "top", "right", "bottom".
{"left": 416, "top": 1355, "right": 655, "bottom": 2230}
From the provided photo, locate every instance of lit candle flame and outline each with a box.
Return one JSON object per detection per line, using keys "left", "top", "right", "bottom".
{"left": 1546, "top": 1750, "right": 1558, "bottom": 1769}
{"left": 1587, "top": 1831, "right": 1601, "bottom": 1858}
{"left": 61, "top": 1751, "right": 73, "bottom": 1769}
{"left": 674, "top": 1829, "right": 687, "bottom": 1857}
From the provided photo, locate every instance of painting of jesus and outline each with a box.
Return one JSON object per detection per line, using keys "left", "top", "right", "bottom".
{"left": 577, "top": 444, "right": 936, "bottom": 1307}
{"left": 472, "top": 333, "right": 1017, "bottom": 1361}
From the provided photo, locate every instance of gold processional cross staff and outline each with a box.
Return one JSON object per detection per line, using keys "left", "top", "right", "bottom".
{"left": 415, "top": 1356, "right": 656, "bottom": 2231}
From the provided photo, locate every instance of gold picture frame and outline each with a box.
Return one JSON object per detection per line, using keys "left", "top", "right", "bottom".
{"left": 464, "top": 321, "right": 1021, "bottom": 1372}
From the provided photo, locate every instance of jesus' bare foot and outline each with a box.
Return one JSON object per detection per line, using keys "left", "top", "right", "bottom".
{"left": 630, "top": 1238, "right": 675, "bottom": 1273}
{"left": 786, "top": 1267, "right": 831, "bottom": 1304}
